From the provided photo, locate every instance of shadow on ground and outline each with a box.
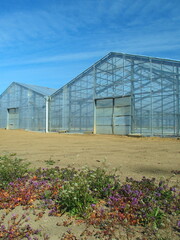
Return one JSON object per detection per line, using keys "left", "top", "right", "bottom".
{"left": 135, "top": 166, "right": 175, "bottom": 177}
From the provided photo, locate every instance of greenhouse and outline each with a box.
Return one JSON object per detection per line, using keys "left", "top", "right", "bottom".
{"left": 49, "top": 52, "right": 180, "bottom": 137}
{"left": 0, "top": 82, "right": 56, "bottom": 132}
{"left": 0, "top": 52, "right": 180, "bottom": 137}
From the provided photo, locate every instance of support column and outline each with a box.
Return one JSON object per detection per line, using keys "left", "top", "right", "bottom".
{"left": 93, "top": 65, "right": 97, "bottom": 134}
{"left": 150, "top": 59, "right": 153, "bottom": 136}
{"left": 45, "top": 96, "right": 49, "bottom": 133}
{"left": 68, "top": 86, "right": 72, "bottom": 132}
{"left": 62, "top": 86, "right": 69, "bottom": 130}
{"left": 176, "top": 67, "right": 179, "bottom": 136}
{"left": 160, "top": 63, "right": 164, "bottom": 136}
{"left": 131, "top": 59, "right": 135, "bottom": 134}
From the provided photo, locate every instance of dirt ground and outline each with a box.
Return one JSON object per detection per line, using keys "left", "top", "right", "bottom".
{"left": 0, "top": 129, "right": 179, "bottom": 181}
{"left": 0, "top": 129, "right": 180, "bottom": 239}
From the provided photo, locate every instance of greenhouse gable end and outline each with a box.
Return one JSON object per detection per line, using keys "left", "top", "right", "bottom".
{"left": 0, "top": 82, "right": 57, "bottom": 132}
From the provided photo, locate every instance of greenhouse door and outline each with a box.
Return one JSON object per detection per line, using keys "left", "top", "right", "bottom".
{"left": 95, "top": 96, "right": 131, "bottom": 135}
{"left": 7, "top": 108, "right": 19, "bottom": 129}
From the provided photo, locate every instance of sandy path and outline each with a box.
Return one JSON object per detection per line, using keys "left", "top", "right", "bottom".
{"left": 0, "top": 129, "right": 179, "bottom": 181}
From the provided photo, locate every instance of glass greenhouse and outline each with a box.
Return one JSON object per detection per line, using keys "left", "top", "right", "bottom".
{"left": 0, "top": 82, "right": 56, "bottom": 131}
{"left": 49, "top": 52, "right": 180, "bottom": 137}
{"left": 0, "top": 52, "right": 180, "bottom": 137}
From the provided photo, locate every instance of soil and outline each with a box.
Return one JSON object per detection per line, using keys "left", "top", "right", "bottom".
{"left": 0, "top": 129, "right": 179, "bottom": 181}
{"left": 0, "top": 129, "right": 180, "bottom": 239}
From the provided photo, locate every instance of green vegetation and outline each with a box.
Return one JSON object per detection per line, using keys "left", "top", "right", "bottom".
{"left": 0, "top": 154, "right": 30, "bottom": 188}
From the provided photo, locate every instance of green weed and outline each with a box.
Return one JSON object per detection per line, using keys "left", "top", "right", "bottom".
{"left": 44, "top": 158, "right": 56, "bottom": 166}
{"left": 0, "top": 154, "right": 30, "bottom": 188}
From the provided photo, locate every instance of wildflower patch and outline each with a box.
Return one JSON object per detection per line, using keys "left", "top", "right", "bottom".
{"left": 0, "top": 155, "right": 179, "bottom": 239}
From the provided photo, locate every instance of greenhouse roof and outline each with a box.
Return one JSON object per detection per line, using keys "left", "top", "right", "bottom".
{"left": 15, "top": 82, "right": 57, "bottom": 96}
{"left": 51, "top": 52, "right": 180, "bottom": 97}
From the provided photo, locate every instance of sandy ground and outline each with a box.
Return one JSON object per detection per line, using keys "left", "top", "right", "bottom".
{"left": 0, "top": 129, "right": 180, "bottom": 239}
{"left": 0, "top": 129, "right": 179, "bottom": 181}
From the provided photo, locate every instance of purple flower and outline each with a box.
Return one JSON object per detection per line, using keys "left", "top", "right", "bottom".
{"left": 34, "top": 229, "right": 41, "bottom": 234}
{"left": 156, "top": 192, "right": 161, "bottom": 197}
{"left": 170, "top": 187, "right": 176, "bottom": 192}
{"left": 1, "top": 225, "right": 5, "bottom": 230}
{"left": 177, "top": 220, "right": 180, "bottom": 228}
{"left": 132, "top": 197, "right": 138, "bottom": 205}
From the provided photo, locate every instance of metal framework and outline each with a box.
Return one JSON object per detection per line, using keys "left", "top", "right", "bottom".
{"left": 49, "top": 52, "right": 180, "bottom": 137}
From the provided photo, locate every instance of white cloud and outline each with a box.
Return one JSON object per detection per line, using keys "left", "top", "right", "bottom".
{"left": 0, "top": 50, "right": 107, "bottom": 67}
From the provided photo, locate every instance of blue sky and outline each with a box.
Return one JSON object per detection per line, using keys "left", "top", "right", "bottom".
{"left": 0, "top": 0, "right": 180, "bottom": 94}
